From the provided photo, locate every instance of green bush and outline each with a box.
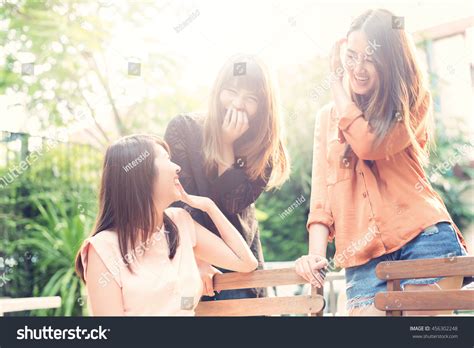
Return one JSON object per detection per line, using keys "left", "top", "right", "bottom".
{"left": 0, "top": 139, "right": 99, "bottom": 316}
{"left": 19, "top": 197, "right": 93, "bottom": 316}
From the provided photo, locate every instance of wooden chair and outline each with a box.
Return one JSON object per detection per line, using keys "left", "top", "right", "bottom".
{"left": 195, "top": 267, "right": 325, "bottom": 316}
{"left": 0, "top": 296, "right": 61, "bottom": 316}
{"left": 374, "top": 256, "right": 474, "bottom": 316}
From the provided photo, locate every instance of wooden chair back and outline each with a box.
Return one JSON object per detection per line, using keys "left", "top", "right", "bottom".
{"left": 195, "top": 268, "right": 325, "bottom": 316}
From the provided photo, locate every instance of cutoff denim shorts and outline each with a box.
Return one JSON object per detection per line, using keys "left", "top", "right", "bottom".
{"left": 345, "top": 221, "right": 468, "bottom": 311}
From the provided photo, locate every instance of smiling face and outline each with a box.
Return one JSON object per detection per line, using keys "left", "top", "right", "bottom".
{"left": 219, "top": 87, "right": 259, "bottom": 120}
{"left": 153, "top": 143, "right": 182, "bottom": 207}
{"left": 345, "top": 30, "right": 379, "bottom": 96}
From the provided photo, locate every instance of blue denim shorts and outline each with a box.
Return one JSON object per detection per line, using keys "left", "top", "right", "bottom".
{"left": 345, "top": 222, "right": 468, "bottom": 311}
{"left": 200, "top": 288, "right": 258, "bottom": 301}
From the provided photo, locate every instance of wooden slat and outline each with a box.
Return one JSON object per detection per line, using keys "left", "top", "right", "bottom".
{"left": 311, "top": 286, "right": 324, "bottom": 317}
{"left": 195, "top": 295, "right": 325, "bottom": 316}
{"left": 386, "top": 280, "right": 402, "bottom": 316}
{"left": 375, "top": 290, "right": 474, "bottom": 311}
{"left": 375, "top": 256, "right": 474, "bottom": 280}
{"left": 213, "top": 268, "right": 306, "bottom": 291}
{"left": 0, "top": 296, "right": 61, "bottom": 315}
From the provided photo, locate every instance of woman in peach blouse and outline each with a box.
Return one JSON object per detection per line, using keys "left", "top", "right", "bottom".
{"left": 296, "top": 9, "right": 469, "bottom": 316}
{"left": 75, "top": 134, "right": 257, "bottom": 316}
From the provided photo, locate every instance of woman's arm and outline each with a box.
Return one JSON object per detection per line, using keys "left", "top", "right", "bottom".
{"left": 179, "top": 186, "right": 258, "bottom": 272}
{"left": 332, "top": 80, "right": 428, "bottom": 160}
{"left": 85, "top": 245, "right": 124, "bottom": 316}
{"left": 295, "top": 223, "right": 330, "bottom": 288}
{"left": 192, "top": 204, "right": 258, "bottom": 272}
{"left": 305, "top": 105, "right": 335, "bottom": 238}
{"left": 295, "top": 105, "right": 333, "bottom": 287}
{"left": 308, "top": 223, "right": 330, "bottom": 258}
{"left": 194, "top": 258, "right": 222, "bottom": 296}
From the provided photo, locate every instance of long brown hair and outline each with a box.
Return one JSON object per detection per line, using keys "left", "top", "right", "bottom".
{"left": 345, "top": 9, "right": 432, "bottom": 165}
{"left": 75, "top": 134, "right": 179, "bottom": 283}
{"left": 203, "top": 54, "right": 290, "bottom": 189}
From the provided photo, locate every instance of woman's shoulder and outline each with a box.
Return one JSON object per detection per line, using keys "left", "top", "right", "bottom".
{"left": 165, "top": 206, "right": 181, "bottom": 218}
{"left": 80, "top": 230, "right": 123, "bottom": 287}
{"left": 84, "top": 230, "right": 120, "bottom": 253}
{"left": 168, "top": 113, "right": 205, "bottom": 130}
{"left": 165, "top": 207, "right": 192, "bottom": 224}
{"left": 88, "top": 230, "right": 118, "bottom": 243}
{"left": 164, "top": 207, "right": 197, "bottom": 246}
{"left": 166, "top": 114, "right": 205, "bottom": 149}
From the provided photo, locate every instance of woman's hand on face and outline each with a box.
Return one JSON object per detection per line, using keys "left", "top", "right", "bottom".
{"left": 177, "top": 182, "right": 213, "bottom": 212}
{"left": 295, "top": 254, "right": 329, "bottom": 288}
{"left": 330, "top": 38, "right": 347, "bottom": 81}
{"left": 222, "top": 107, "right": 249, "bottom": 146}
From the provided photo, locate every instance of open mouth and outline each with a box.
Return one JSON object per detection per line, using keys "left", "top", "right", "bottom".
{"left": 354, "top": 75, "right": 369, "bottom": 82}
{"left": 174, "top": 176, "right": 181, "bottom": 188}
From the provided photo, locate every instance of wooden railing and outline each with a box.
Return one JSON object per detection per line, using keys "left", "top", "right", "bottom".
{"left": 374, "top": 256, "right": 474, "bottom": 316}
{"left": 195, "top": 267, "right": 325, "bottom": 316}
{"left": 0, "top": 296, "right": 61, "bottom": 316}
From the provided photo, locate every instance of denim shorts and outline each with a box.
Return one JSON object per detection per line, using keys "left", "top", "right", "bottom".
{"left": 345, "top": 222, "right": 468, "bottom": 311}
{"left": 200, "top": 288, "right": 258, "bottom": 301}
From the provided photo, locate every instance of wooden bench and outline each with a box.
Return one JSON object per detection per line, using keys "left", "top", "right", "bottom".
{"left": 374, "top": 256, "right": 474, "bottom": 316}
{"left": 0, "top": 296, "right": 61, "bottom": 316}
{"left": 195, "top": 267, "right": 325, "bottom": 316}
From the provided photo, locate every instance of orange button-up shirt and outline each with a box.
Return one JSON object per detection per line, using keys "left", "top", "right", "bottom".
{"left": 306, "top": 102, "right": 468, "bottom": 268}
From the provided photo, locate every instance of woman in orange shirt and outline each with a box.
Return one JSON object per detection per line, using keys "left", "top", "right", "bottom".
{"left": 75, "top": 134, "right": 257, "bottom": 316}
{"left": 295, "top": 9, "right": 469, "bottom": 316}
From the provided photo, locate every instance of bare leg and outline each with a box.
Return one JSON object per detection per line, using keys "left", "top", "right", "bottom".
{"left": 348, "top": 302, "right": 385, "bottom": 316}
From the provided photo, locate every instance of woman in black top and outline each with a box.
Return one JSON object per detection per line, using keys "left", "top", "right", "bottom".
{"left": 164, "top": 54, "right": 290, "bottom": 300}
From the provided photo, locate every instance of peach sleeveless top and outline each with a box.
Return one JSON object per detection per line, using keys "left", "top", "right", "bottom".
{"left": 80, "top": 207, "right": 203, "bottom": 316}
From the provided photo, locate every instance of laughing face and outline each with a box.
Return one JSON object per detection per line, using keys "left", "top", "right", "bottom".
{"left": 345, "top": 30, "right": 379, "bottom": 96}
{"left": 153, "top": 143, "right": 182, "bottom": 206}
{"left": 219, "top": 87, "right": 259, "bottom": 121}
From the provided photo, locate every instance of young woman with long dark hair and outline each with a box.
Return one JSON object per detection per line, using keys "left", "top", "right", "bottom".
{"left": 296, "top": 9, "right": 469, "bottom": 316}
{"left": 165, "top": 55, "right": 290, "bottom": 300}
{"left": 75, "top": 134, "right": 257, "bottom": 315}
